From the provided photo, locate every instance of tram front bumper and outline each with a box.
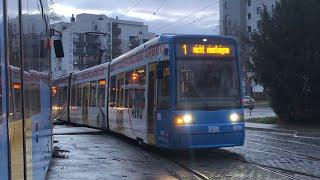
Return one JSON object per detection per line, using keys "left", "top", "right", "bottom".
{"left": 171, "top": 123, "right": 245, "bottom": 149}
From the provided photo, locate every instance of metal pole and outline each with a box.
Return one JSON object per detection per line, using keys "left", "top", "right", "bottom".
{"left": 110, "top": 21, "right": 113, "bottom": 60}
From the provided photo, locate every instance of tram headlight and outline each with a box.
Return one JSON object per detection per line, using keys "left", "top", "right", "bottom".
{"left": 175, "top": 114, "right": 194, "bottom": 125}
{"left": 175, "top": 117, "right": 184, "bottom": 125}
{"left": 229, "top": 113, "right": 240, "bottom": 123}
{"left": 183, "top": 114, "right": 193, "bottom": 124}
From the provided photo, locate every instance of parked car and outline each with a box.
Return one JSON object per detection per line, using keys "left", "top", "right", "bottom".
{"left": 242, "top": 96, "right": 255, "bottom": 109}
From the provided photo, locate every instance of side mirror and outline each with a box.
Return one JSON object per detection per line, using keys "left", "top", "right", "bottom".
{"left": 54, "top": 40, "right": 64, "bottom": 58}
{"left": 156, "top": 62, "right": 164, "bottom": 79}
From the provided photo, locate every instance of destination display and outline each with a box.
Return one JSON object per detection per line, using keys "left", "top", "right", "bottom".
{"left": 176, "top": 43, "right": 234, "bottom": 57}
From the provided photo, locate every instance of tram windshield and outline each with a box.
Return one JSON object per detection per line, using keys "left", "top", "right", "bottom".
{"left": 176, "top": 59, "right": 240, "bottom": 110}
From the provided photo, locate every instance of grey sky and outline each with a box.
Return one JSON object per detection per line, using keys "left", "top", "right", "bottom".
{"left": 52, "top": 0, "right": 220, "bottom": 35}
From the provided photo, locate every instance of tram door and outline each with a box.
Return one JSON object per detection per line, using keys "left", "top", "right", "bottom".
{"left": 147, "top": 63, "right": 157, "bottom": 145}
{"left": 7, "top": 1, "right": 24, "bottom": 179}
{"left": 82, "top": 83, "right": 89, "bottom": 125}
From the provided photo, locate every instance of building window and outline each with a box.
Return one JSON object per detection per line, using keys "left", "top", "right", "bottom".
{"left": 94, "top": 25, "right": 98, "bottom": 31}
{"left": 248, "top": 13, "right": 251, "bottom": 20}
{"left": 224, "top": 15, "right": 229, "bottom": 22}
{"left": 248, "top": 0, "right": 251, "bottom": 6}
{"left": 108, "top": 23, "right": 111, "bottom": 32}
{"left": 224, "top": 1, "right": 229, "bottom": 9}
{"left": 129, "top": 36, "right": 136, "bottom": 41}
{"left": 257, "top": 7, "right": 262, "bottom": 14}
{"left": 257, "top": 21, "right": 262, "bottom": 30}
{"left": 248, "top": 26, "right": 252, "bottom": 33}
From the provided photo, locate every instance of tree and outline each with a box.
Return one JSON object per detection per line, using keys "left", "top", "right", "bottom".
{"left": 223, "top": 22, "right": 250, "bottom": 71}
{"left": 48, "top": 0, "right": 64, "bottom": 22}
{"left": 222, "top": 21, "right": 251, "bottom": 94}
{"left": 249, "top": 0, "right": 320, "bottom": 122}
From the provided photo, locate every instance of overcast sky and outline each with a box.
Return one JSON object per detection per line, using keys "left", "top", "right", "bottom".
{"left": 51, "top": 0, "right": 220, "bottom": 35}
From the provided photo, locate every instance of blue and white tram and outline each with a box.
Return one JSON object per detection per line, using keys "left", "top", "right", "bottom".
{"left": 53, "top": 34, "right": 245, "bottom": 150}
{"left": 52, "top": 63, "right": 109, "bottom": 129}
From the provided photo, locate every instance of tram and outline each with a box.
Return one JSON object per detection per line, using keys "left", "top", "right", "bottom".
{"left": 53, "top": 34, "right": 245, "bottom": 150}
{"left": 0, "top": 0, "right": 53, "bottom": 179}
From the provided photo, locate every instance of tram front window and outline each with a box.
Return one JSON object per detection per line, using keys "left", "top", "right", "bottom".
{"left": 177, "top": 59, "right": 240, "bottom": 110}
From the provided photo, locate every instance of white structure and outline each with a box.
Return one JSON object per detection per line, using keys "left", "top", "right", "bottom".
{"left": 51, "top": 14, "right": 156, "bottom": 78}
{"left": 220, "top": 0, "right": 277, "bottom": 35}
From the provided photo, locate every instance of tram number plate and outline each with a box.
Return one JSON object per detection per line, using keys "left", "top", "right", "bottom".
{"left": 208, "top": 126, "right": 220, "bottom": 134}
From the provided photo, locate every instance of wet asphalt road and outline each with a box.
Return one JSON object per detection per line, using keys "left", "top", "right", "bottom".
{"left": 47, "top": 125, "right": 320, "bottom": 180}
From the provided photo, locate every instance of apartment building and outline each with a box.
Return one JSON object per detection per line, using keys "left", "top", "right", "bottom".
{"left": 51, "top": 14, "right": 155, "bottom": 78}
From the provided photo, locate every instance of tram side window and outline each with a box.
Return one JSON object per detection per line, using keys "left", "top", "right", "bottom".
{"left": 97, "top": 79, "right": 106, "bottom": 107}
{"left": 24, "top": 84, "right": 30, "bottom": 118}
{"left": 76, "top": 84, "right": 82, "bottom": 106}
{"left": 116, "top": 73, "right": 125, "bottom": 108}
{"left": 52, "top": 85, "right": 58, "bottom": 107}
{"left": 63, "top": 86, "right": 68, "bottom": 104}
{"left": 134, "top": 66, "right": 146, "bottom": 109}
{"left": 58, "top": 87, "right": 63, "bottom": 105}
{"left": 10, "top": 86, "right": 23, "bottom": 118}
{"left": 90, "top": 81, "right": 97, "bottom": 107}
{"left": 8, "top": 0, "right": 22, "bottom": 121}
{"left": 59, "top": 86, "right": 68, "bottom": 106}
{"left": 124, "top": 71, "right": 132, "bottom": 108}
{"left": 71, "top": 85, "right": 76, "bottom": 107}
{"left": 123, "top": 66, "right": 146, "bottom": 110}
{"left": 83, "top": 83, "right": 90, "bottom": 108}
{"left": 109, "top": 76, "right": 116, "bottom": 107}
{"left": 158, "top": 61, "right": 170, "bottom": 109}
{"left": 30, "top": 84, "right": 41, "bottom": 116}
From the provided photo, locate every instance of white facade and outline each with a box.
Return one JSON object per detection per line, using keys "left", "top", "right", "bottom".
{"left": 51, "top": 14, "right": 156, "bottom": 79}
{"left": 246, "top": 0, "right": 277, "bottom": 33}
{"left": 51, "top": 28, "right": 74, "bottom": 77}
{"left": 220, "top": 0, "right": 277, "bottom": 34}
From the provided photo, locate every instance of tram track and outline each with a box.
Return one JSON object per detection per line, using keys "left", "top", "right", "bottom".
{"left": 119, "top": 139, "right": 210, "bottom": 179}
{"left": 167, "top": 156, "right": 296, "bottom": 180}
{"left": 155, "top": 148, "right": 304, "bottom": 180}
{"left": 167, "top": 159, "right": 210, "bottom": 180}
{"left": 214, "top": 149, "right": 320, "bottom": 179}
{"left": 136, "top": 140, "right": 320, "bottom": 179}
{"left": 241, "top": 139, "right": 320, "bottom": 178}
{"left": 246, "top": 131, "right": 320, "bottom": 148}
{"left": 248, "top": 160, "right": 320, "bottom": 179}
{"left": 245, "top": 139, "right": 320, "bottom": 162}
{"left": 250, "top": 164, "right": 297, "bottom": 180}
{"left": 247, "top": 129, "right": 320, "bottom": 141}
{"left": 165, "top": 150, "right": 307, "bottom": 180}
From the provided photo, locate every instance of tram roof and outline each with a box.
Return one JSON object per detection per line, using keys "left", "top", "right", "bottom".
{"left": 72, "top": 62, "right": 109, "bottom": 77}
{"left": 52, "top": 34, "right": 237, "bottom": 81}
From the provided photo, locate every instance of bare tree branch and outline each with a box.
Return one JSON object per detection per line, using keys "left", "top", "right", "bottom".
{"left": 48, "top": 0, "right": 64, "bottom": 22}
